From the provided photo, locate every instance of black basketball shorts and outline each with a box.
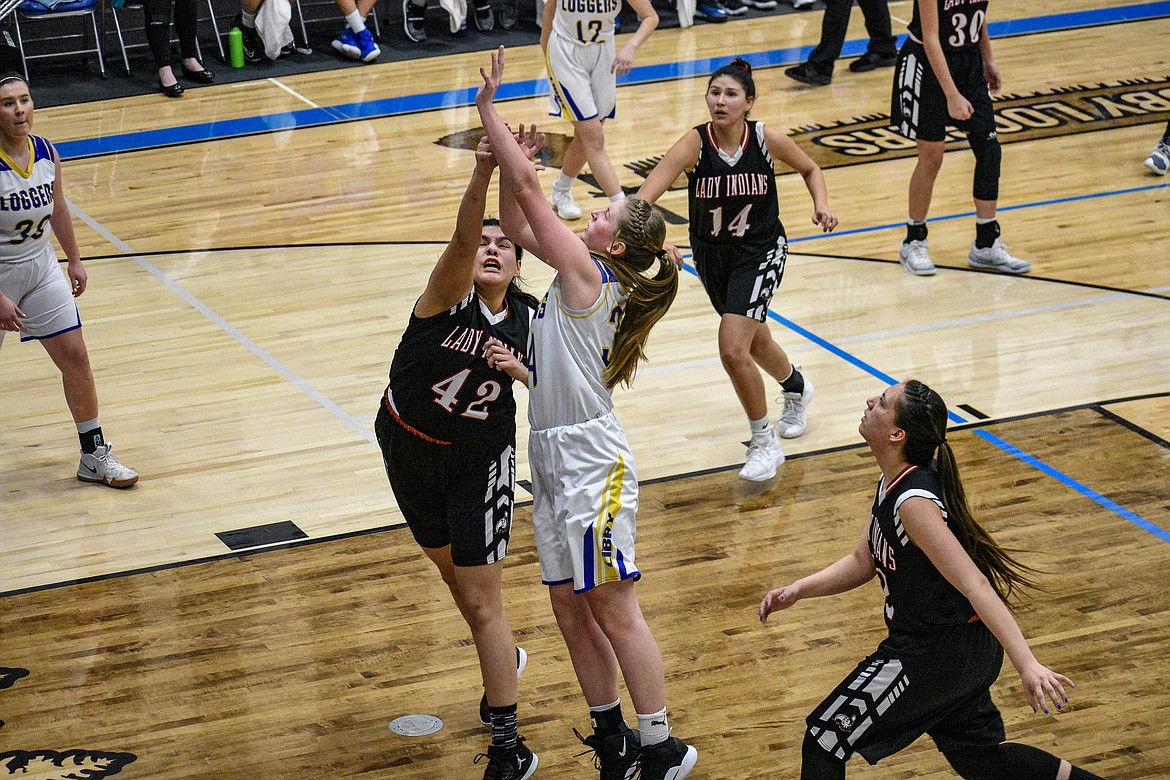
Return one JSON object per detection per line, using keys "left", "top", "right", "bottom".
{"left": 692, "top": 235, "right": 788, "bottom": 321}
{"left": 891, "top": 40, "right": 996, "bottom": 143}
{"left": 375, "top": 403, "right": 517, "bottom": 567}
{"left": 806, "top": 620, "right": 1007, "bottom": 766}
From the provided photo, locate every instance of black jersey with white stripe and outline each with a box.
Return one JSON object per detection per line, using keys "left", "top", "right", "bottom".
{"left": 687, "top": 120, "right": 783, "bottom": 253}
{"left": 386, "top": 289, "right": 531, "bottom": 446}
{"left": 867, "top": 464, "right": 977, "bottom": 637}
{"left": 908, "top": 0, "right": 989, "bottom": 51}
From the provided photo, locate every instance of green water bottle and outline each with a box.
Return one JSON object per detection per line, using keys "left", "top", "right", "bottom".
{"left": 228, "top": 26, "right": 245, "bottom": 69}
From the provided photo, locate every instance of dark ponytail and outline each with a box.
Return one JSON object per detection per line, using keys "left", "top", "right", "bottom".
{"left": 896, "top": 380, "right": 1039, "bottom": 603}
{"left": 708, "top": 57, "right": 756, "bottom": 99}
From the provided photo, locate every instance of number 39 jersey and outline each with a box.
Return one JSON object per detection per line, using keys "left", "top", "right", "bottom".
{"left": 908, "top": 0, "right": 989, "bottom": 51}
{"left": 687, "top": 120, "right": 783, "bottom": 254}
{"left": 386, "top": 289, "right": 532, "bottom": 447}
{"left": 0, "top": 135, "right": 58, "bottom": 266}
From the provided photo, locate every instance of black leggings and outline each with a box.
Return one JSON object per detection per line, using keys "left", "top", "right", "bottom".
{"left": 800, "top": 733, "right": 1106, "bottom": 780}
{"left": 143, "top": 0, "right": 199, "bottom": 68}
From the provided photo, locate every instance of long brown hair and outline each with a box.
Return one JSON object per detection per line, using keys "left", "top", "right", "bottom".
{"left": 597, "top": 197, "right": 677, "bottom": 388}
{"left": 896, "top": 379, "right": 1039, "bottom": 602}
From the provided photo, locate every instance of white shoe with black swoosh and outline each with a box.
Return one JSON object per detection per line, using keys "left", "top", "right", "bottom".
{"left": 77, "top": 443, "right": 138, "bottom": 488}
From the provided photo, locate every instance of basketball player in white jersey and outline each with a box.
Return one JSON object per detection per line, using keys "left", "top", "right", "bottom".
{"left": 0, "top": 74, "right": 138, "bottom": 488}
{"left": 542, "top": 0, "right": 658, "bottom": 221}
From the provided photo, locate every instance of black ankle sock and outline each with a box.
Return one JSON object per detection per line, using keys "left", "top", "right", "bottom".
{"left": 781, "top": 367, "right": 804, "bottom": 395}
{"left": 904, "top": 222, "right": 928, "bottom": 243}
{"left": 590, "top": 702, "right": 625, "bottom": 736}
{"left": 79, "top": 427, "right": 104, "bottom": 455}
{"left": 489, "top": 703, "right": 518, "bottom": 749}
{"left": 975, "top": 219, "right": 1000, "bottom": 249}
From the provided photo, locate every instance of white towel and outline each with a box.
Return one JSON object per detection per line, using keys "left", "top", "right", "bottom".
{"left": 256, "top": 0, "right": 295, "bottom": 60}
{"left": 438, "top": 0, "right": 466, "bottom": 33}
{"left": 675, "top": 0, "right": 694, "bottom": 28}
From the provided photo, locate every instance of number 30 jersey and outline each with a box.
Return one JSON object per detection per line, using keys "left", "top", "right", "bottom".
{"left": 908, "top": 0, "right": 989, "bottom": 51}
{"left": 386, "top": 290, "right": 532, "bottom": 447}
{"left": 0, "top": 135, "right": 58, "bottom": 266}
{"left": 687, "top": 120, "right": 783, "bottom": 255}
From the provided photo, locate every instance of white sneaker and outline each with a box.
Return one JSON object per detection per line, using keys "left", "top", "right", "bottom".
{"left": 738, "top": 429, "right": 784, "bottom": 481}
{"left": 77, "top": 443, "right": 139, "bottom": 488}
{"left": 1145, "top": 141, "right": 1169, "bottom": 175}
{"left": 550, "top": 187, "right": 583, "bottom": 220}
{"left": 899, "top": 239, "right": 936, "bottom": 276}
{"left": 777, "top": 373, "right": 814, "bottom": 439}
{"left": 967, "top": 238, "right": 1031, "bottom": 274}
{"left": 791, "top": 0, "right": 814, "bottom": 8}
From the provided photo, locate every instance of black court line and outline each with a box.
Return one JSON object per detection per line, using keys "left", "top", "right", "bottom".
{"left": 6, "top": 390, "right": 1166, "bottom": 600}
{"left": 1093, "top": 404, "right": 1170, "bottom": 451}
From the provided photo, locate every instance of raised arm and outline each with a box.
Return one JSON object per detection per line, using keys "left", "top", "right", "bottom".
{"left": 759, "top": 522, "right": 876, "bottom": 621}
{"left": 899, "top": 497, "right": 1074, "bottom": 715}
{"left": 476, "top": 48, "right": 595, "bottom": 277}
{"left": 414, "top": 139, "right": 497, "bottom": 318}
{"left": 764, "top": 126, "right": 838, "bottom": 234}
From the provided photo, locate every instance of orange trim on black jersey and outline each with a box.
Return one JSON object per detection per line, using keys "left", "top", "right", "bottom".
{"left": 704, "top": 121, "right": 750, "bottom": 157}
{"left": 383, "top": 388, "right": 451, "bottom": 445}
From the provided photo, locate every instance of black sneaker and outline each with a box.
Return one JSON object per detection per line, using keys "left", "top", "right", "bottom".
{"left": 849, "top": 50, "right": 898, "bottom": 72}
{"left": 499, "top": 0, "right": 518, "bottom": 28}
{"left": 231, "top": 15, "right": 264, "bottom": 62}
{"left": 784, "top": 62, "right": 832, "bottom": 86}
{"left": 480, "top": 647, "right": 529, "bottom": 727}
{"left": 575, "top": 724, "right": 640, "bottom": 780}
{"left": 404, "top": 0, "right": 427, "bottom": 41}
{"left": 474, "top": 0, "right": 495, "bottom": 30}
{"left": 639, "top": 736, "right": 697, "bottom": 780}
{"left": 475, "top": 739, "right": 538, "bottom": 780}
{"left": 722, "top": 0, "right": 748, "bottom": 15}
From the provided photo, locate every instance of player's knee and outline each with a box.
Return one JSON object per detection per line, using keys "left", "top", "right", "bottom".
{"left": 801, "top": 730, "right": 847, "bottom": 780}
{"left": 969, "top": 131, "right": 1001, "bottom": 201}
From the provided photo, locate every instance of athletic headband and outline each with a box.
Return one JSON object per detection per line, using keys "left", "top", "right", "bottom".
{"left": 0, "top": 75, "right": 26, "bottom": 87}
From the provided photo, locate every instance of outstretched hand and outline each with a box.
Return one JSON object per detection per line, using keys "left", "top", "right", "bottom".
{"left": 1017, "top": 658, "right": 1076, "bottom": 715}
{"left": 474, "top": 136, "right": 497, "bottom": 172}
{"left": 514, "top": 123, "right": 546, "bottom": 165}
{"left": 477, "top": 45, "right": 506, "bottom": 107}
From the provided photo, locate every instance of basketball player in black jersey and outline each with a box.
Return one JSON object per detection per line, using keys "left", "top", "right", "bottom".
{"left": 638, "top": 58, "right": 837, "bottom": 483}
{"left": 891, "top": 0, "right": 1031, "bottom": 276}
{"left": 759, "top": 380, "right": 1106, "bottom": 780}
{"left": 374, "top": 140, "right": 540, "bottom": 780}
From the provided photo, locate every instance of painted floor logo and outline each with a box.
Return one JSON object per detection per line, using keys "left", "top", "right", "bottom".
{"left": 791, "top": 76, "right": 1170, "bottom": 170}
{"left": 0, "top": 668, "right": 138, "bottom": 778}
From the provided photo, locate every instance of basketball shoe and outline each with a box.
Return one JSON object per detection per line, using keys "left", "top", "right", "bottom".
{"left": 777, "top": 372, "right": 814, "bottom": 439}
{"left": 480, "top": 647, "right": 529, "bottom": 726}
{"left": 1145, "top": 140, "right": 1169, "bottom": 175}
{"left": 476, "top": 739, "right": 538, "bottom": 780}
{"left": 404, "top": 0, "right": 427, "bottom": 41}
{"left": 550, "top": 187, "right": 583, "bottom": 220}
{"left": 77, "top": 443, "right": 138, "bottom": 488}
{"left": 639, "top": 736, "right": 698, "bottom": 780}
{"left": 967, "top": 238, "right": 1031, "bottom": 274}
{"left": 332, "top": 28, "right": 360, "bottom": 57}
{"left": 575, "top": 723, "right": 640, "bottom": 780}
{"left": 899, "top": 239, "right": 935, "bottom": 276}
{"left": 739, "top": 428, "right": 784, "bottom": 481}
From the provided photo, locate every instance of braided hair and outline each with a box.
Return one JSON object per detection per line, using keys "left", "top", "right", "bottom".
{"left": 597, "top": 196, "right": 678, "bottom": 388}
{"left": 896, "top": 379, "right": 1039, "bottom": 603}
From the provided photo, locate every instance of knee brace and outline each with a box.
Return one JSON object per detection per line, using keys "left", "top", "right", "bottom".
{"left": 800, "top": 731, "right": 847, "bottom": 780}
{"left": 942, "top": 742, "right": 1061, "bottom": 780}
{"left": 968, "top": 130, "right": 1002, "bottom": 202}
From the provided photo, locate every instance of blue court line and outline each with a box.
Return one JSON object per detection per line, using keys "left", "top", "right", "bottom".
{"left": 675, "top": 253, "right": 1170, "bottom": 543}
{"left": 55, "top": 1, "right": 1170, "bottom": 160}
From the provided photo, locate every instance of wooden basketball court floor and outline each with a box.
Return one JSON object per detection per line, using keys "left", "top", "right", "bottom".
{"left": 2, "top": 1, "right": 1168, "bottom": 776}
